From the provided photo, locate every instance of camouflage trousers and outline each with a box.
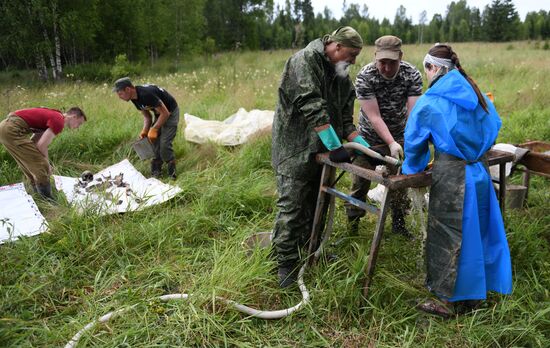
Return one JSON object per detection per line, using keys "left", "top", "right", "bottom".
{"left": 0, "top": 115, "right": 50, "bottom": 186}
{"left": 344, "top": 153, "right": 410, "bottom": 220}
{"left": 272, "top": 173, "right": 321, "bottom": 265}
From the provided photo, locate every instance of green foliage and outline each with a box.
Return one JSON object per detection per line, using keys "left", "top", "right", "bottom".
{"left": 0, "top": 158, "right": 22, "bottom": 185}
{"left": 64, "top": 63, "right": 112, "bottom": 82}
{"left": 499, "top": 108, "right": 550, "bottom": 144}
{"left": 482, "top": 0, "right": 521, "bottom": 42}
{"left": 203, "top": 37, "right": 217, "bottom": 56}
{"left": 110, "top": 54, "right": 141, "bottom": 80}
{"left": 2, "top": 0, "right": 550, "bottom": 81}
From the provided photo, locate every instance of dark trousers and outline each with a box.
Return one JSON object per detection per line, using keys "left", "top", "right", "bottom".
{"left": 272, "top": 173, "right": 321, "bottom": 264}
{"left": 153, "top": 107, "right": 179, "bottom": 162}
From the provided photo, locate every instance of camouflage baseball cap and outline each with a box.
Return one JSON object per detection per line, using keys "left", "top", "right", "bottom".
{"left": 324, "top": 26, "right": 363, "bottom": 49}
{"left": 375, "top": 35, "right": 402, "bottom": 60}
{"left": 112, "top": 77, "right": 133, "bottom": 92}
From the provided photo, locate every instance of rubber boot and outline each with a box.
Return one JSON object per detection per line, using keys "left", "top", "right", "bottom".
{"left": 151, "top": 159, "right": 163, "bottom": 178}
{"left": 166, "top": 160, "right": 177, "bottom": 179}
{"left": 391, "top": 209, "right": 414, "bottom": 240}
{"left": 35, "top": 183, "right": 56, "bottom": 202}
{"left": 278, "top": 261, "right": 299, "bottom": 288}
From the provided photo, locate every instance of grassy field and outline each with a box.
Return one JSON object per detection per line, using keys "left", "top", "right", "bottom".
{"left": 1, "top": 41, "right": 549, "bottom": 347}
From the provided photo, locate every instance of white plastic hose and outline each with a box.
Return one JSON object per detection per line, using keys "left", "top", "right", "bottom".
{"left": 65, "top": 200, "right": 337, "bottom": 348}
{"left": 343, "top": 142, "right": 401, "bottom": 166}
{"left": 65, "top": 142, "right": 392, "bottom": 347}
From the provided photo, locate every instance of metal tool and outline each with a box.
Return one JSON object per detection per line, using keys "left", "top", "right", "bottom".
{"left": 132, "top": 137, "right": 155, "bottom": 160}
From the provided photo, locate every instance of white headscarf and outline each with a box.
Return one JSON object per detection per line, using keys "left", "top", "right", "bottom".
{"left": 423, "top": 43, "right": 455, "bottom": 69}
{"left": 423, "top": 53, "right": 455, "bottom": 69}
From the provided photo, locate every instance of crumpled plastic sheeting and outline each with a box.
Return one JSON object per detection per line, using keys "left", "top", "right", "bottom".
{"left": 367, "top": 184, "right": 430, "bottom": 205}
{"left": 489, "top": 143, "right": 529, "bottom": 180}
{"left": 184, "top": 108, "right": 274, "bottom": 146}
{"left": 54, "top": 159, "right": 182, "bottom": 216}
{"left": 0, "top": 183, "right": 48, "bottom": 244}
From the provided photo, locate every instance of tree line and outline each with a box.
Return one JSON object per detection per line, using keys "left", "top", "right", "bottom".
{"left": 1, "top": 0, "right": 548, "bottom": 80}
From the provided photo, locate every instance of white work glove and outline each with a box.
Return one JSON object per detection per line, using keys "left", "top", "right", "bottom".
{"left": 389, "top": 141, "right": 404, "bottom": 160}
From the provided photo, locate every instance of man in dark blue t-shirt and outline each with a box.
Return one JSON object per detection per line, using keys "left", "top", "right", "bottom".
{"left": 114, "top": 77, "right": 180, "bottom": 178}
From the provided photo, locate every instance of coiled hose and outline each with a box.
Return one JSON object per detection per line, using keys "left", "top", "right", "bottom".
{"left": 65, "top": 198, "right": 337, "bottom": 347}
{"left": 65, "top": 143, "right": 397, "bottom": 347}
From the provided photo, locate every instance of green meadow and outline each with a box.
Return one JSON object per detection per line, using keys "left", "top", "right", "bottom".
{"left": 1, "top": 41, "right": 549, "bottom": 347}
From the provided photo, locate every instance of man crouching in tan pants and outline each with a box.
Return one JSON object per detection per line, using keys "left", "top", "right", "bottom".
{"left": 0, "top": 107, "right": 86, "bottom": 200}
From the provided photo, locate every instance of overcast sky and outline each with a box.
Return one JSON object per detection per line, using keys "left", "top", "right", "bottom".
{"left": 274, "top": 0, "right": 547, "bottom": 24}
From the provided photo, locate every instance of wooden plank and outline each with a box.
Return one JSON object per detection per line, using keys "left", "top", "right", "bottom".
{"left": 514, "top": 141, "right": 550, "bottom": 176}
{"left": 307, "top": 165, "right": 335, "bottom": 266}
{"left": 362, "top": 184, "right": 391, "bottom": 298}
{"left": 518, "top": 141, "right": 550, "bottom": 153}
{"left": 317, "top": 149, "right": 513, "bottom": 190}
{"left": 518, "top": 153, "right": 550, "bottom": 176}
{"left": 486, "top": 149, "right": 515, "bottom": 165}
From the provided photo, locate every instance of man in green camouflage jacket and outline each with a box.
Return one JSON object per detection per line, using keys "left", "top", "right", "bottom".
{"left": 271, "top": 26, "right": 369, "bottom": 287}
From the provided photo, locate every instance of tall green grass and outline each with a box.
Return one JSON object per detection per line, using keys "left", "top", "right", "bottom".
{"left": 0, "top": 41, "right": 548, "bottom": 347}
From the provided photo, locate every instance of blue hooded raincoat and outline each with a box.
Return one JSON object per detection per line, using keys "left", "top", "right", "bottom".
{"left": 402, "top": 69, "right": 512, "bottom": 301}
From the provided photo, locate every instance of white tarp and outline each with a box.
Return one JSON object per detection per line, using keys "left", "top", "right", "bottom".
{"left": 0, "top": 183, "right": 48, "bottom": 244}
{"left": 54, "top": 159, "right": 181, "bottom": 215}
{"left": 366, "top": 184, "right": 430, "bottom": 205}
{"left": 489, "top": 143, "right": 529, "bottom": 180}
{"left": 184, "top": 108, "right": 274, "bottom": 146}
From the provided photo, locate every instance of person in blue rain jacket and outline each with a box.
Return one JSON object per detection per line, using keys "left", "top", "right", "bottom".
{"left": 402, "top": 43, "right": 512, "bottom": 317}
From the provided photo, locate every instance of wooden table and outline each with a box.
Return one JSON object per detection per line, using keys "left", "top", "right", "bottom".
{"left": 515, "top": 141, "right": 550, "bottom": 202}
{"left": 307, "top": 149, "right": 514, "bottom": 298}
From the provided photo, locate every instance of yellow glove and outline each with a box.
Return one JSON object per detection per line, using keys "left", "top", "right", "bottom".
{"left": 147, "top": 127, "right": 159, "bottom": 143}
{"left": 139, "top": 128, "right": 149, "bottom": 139}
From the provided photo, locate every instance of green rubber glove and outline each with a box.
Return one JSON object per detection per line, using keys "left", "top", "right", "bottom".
{"left": 352, "top": 135, "right": 370, "bottom": 148}
{"left": 317, "top": 126, "right": 342, "bottom": 151}
{"left": 351, "top": 135, "right": 370, "bottom": 155}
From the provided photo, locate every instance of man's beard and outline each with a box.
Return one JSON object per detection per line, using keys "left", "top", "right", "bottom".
{"left": 335, "top": 61, "right": 351, "bottom": 78}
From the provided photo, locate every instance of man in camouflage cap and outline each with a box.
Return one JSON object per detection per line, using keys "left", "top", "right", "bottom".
{"left": 345, "top": 35, "right": 423, "bottom": 238}
{"left": 271, "top": 26, "right": 370, "bottom": 287}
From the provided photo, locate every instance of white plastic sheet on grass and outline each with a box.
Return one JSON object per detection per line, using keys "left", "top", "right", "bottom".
{"left": 54, "top": 159, "right": 181, "bottom": 215}
{"left": 0, "top": 183, "right": 48, "bottom": 243}
{"left": 184, "top": 108, "right": 274, "bottom": 146}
